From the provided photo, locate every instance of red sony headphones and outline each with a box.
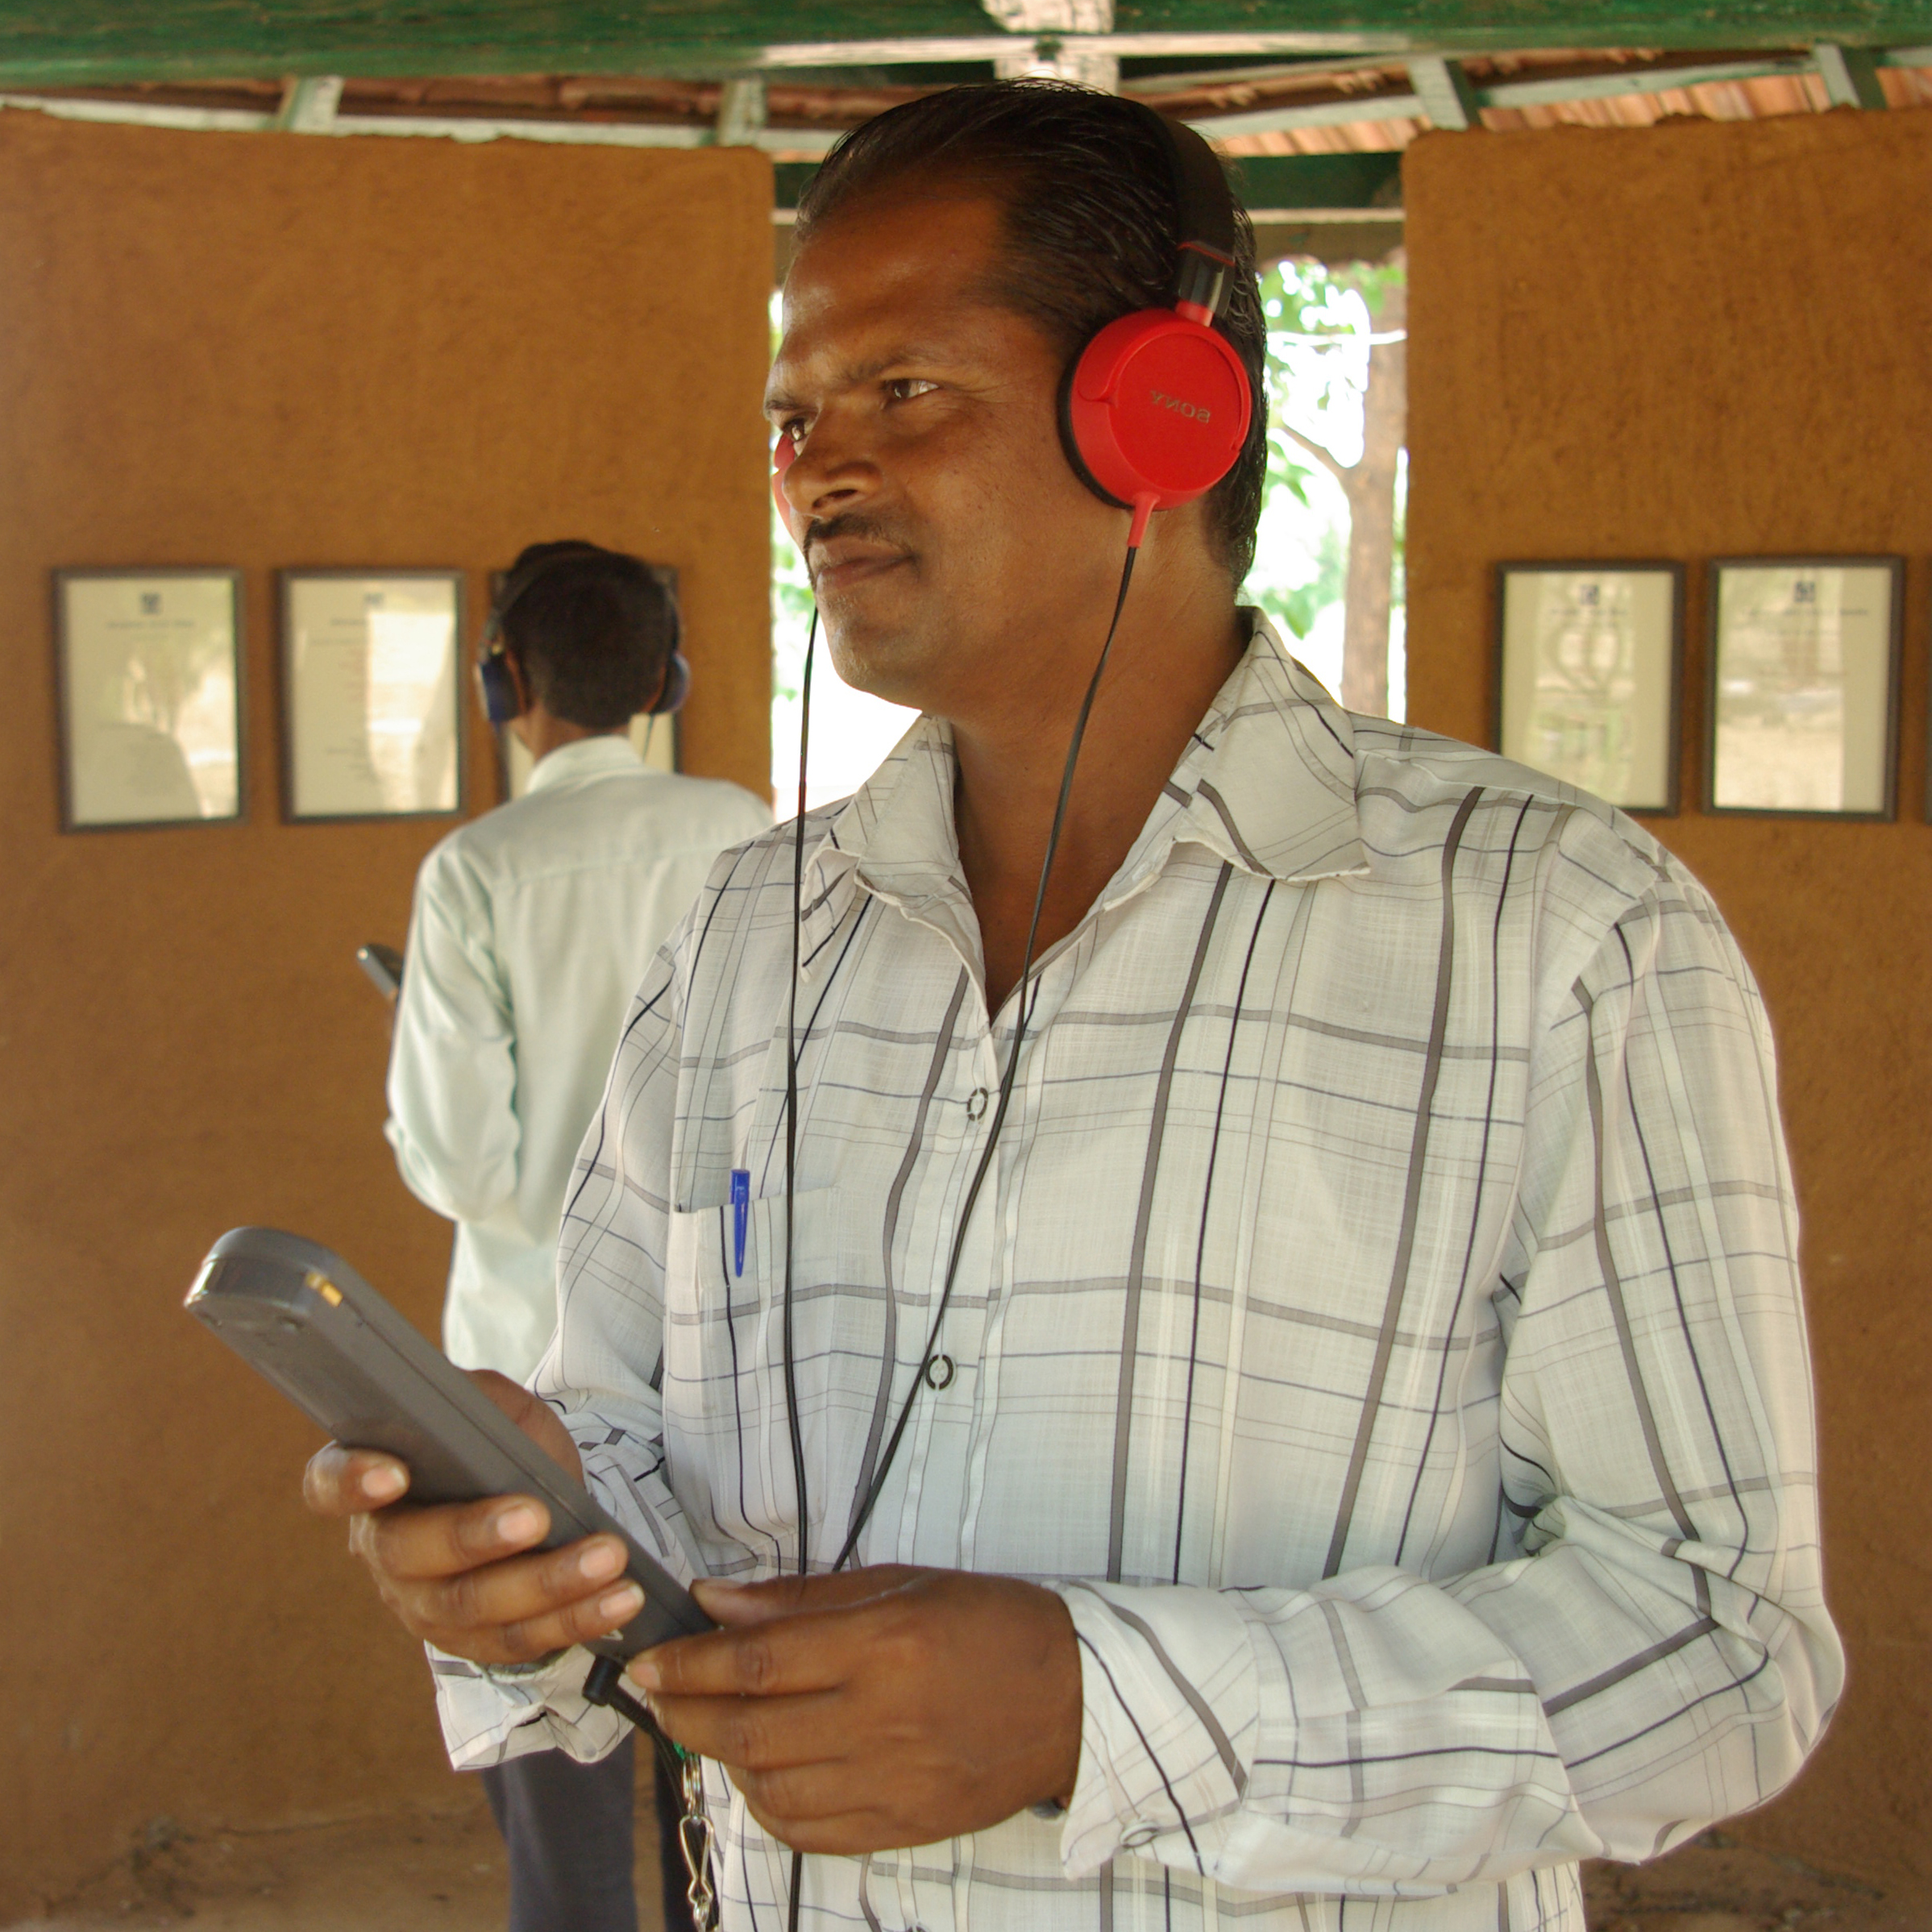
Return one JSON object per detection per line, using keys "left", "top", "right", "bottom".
{"left": 774, "top": 106, "right": 1253, "bottom": 551}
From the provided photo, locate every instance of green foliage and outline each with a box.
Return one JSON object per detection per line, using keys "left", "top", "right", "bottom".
{"left": 1243, "top": 256, "right": 1406, "bottom": 651}
{"left": 1249, "top": 513, "right": 1346, "bottom": 643}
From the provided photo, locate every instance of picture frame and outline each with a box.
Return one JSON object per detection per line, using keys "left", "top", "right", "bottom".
{"left": 488, "top": 563, "right": 683, "bottom": 804}
{"left": 1493, "top": 561, "right": 1685, "bottom": 814}
{"left": 53, "top": 567, "right": 246, "bottom": 833}
{"left": 1705, "top": 556, "right": 1902, "bottom": 821}
{"left": 280, "top": 570, "right": 466, "bottom": 822}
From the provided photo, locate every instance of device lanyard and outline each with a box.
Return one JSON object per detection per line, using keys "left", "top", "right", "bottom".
{"left": 580, "top": 1655, "right": 720, "bottom": 1928}
{"left": 677, "top": 1747, "right": 720, "bottom": 1931}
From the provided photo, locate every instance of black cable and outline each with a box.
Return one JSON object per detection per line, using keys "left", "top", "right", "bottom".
{"left": 582, "top": 1653, "right": 686, "bottom": 1789}
{"left": 831, "top": 539, "right": 1141, "bottom": 1574}
{"left": 781, "top": 609, "right": 819, "bottom": 1932}
{"left": 620, "top": 539, "right": 1143, "bottom": 1932}
{"left": 781, "top": 607, "right": 818, "bottom": 1585}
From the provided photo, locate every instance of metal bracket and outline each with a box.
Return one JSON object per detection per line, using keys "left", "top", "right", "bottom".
{"left": 1408, "top": 54, "right": 1481, "bottom": 131}
{"left": 274, "top": 75, "right": 343, "bottom": 134}
{"left": 1813, "top": 44, "right": 1888, "bottom": 109}
{"left": 716, "top": 76, "right": 767, "bottom": 146}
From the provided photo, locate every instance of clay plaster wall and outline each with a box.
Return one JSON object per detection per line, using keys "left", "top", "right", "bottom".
{"left": 1405, "top": 107, "right": 1932, "bottom": 1888}
{"left": 0, "top": 110, "right": 771, "bottom": 1914}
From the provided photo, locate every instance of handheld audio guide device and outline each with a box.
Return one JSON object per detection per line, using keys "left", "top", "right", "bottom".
{"left": 185, "top": 1226, "right": 712, "bottom": 1658}
{"left": 355, "top": 942, "right": 404, "bottom": 999}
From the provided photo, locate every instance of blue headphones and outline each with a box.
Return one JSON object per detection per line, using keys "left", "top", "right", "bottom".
{"left": 477, "top": 544, "right": 691, "bottom": 729}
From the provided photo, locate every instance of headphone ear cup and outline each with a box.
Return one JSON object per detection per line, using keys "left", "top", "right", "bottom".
{"left": 650, "top": 649, "right": 690, "bottom": 716}
{"left": 477, "top": 652, "right": 522, "bottom": 727}
{"left": 1061, "top": 309, "right": 1253, "bottom": 514}
{"left": 1057, "top": 356, "right": 1132, "bottom": 512}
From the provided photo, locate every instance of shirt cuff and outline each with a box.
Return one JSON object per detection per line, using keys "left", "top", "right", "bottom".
{"left": 429, "top": 1643, "right": 629, "bottom": 1771}
{"left": 1051, "top": 1581, "right": 1257, "bottom": 1880}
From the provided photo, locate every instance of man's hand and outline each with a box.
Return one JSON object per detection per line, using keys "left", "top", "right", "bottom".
{"left": 301, "top": 1369, "right": 646, "bottom": 1666}
{"left": 629, "top": 1567, "right": 1082, "bottom": 1854}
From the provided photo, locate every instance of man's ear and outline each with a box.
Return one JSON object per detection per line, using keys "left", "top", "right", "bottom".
{"left": 504, "top": 649, "right": 532, "bottom": 715}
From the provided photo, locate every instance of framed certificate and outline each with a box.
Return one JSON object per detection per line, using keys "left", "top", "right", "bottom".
{"left": 54, "top": 568, "right": 245, "bottom": 831}
{"left": 280, "top": 571, "right": 464, "bottom": 821}
{"left": 1494, "top": 562, "right": 1683, "bottom": 813}
{"left": 1706, "top": 557, "right": 1902, "bottom": 820}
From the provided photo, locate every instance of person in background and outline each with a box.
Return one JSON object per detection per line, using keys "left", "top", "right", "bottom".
{"left": 384, "top": 539, "right": 770, "bottom": 1932}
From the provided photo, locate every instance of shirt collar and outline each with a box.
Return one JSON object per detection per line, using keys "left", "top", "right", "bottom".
{"left": 524, "top": 733, "right": 644, "bottom": 796}
{"left": 796, "top": 613, "right": 1367, "bottom": 973}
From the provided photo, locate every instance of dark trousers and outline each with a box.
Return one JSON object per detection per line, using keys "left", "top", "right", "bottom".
{"left": 480, "top": 1735, "right": 637, "bottom": 1932}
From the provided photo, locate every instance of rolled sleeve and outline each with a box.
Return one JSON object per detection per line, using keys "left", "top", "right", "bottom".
{"left": 1055, "top": 1580, "right": 1255, "bottom": 1879}
{"left": 1043, "top": 862, "right": 1839, "bottom": 1900}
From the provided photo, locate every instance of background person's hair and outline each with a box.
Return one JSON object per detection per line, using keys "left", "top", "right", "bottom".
{"left": 500, "top": 542, "right": 676, "bottom": 730}
{"left": 794, "top": 79, "right": 1268, "bottom": 586}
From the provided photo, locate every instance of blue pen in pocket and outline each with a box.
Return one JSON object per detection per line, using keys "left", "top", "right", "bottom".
{"left": 729, "top": 1169, "right": 750, "bottom": 1278}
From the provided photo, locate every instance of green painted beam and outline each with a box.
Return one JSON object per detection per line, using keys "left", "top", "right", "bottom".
{"left": 1110, "top": 0, "right": 1932, "bottom": 49}
{"left": 1230, "top": 151, "right": 1402, "bottom": 209}
{"left": 0, "top": 1, "right": 1930, "bottom": 85}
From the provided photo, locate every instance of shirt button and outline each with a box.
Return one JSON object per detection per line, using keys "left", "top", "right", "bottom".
{"left": 966, "top": 1087, "right": 989, "bottom": 1120}
{"left": 1122, "top": 1823, "right": 1160, "bottom": 1849}
{"left": 924, "top": 1353, "right": 955, "bottom": 1390}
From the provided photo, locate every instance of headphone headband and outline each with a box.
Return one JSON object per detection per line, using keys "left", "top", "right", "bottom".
{"left": 1155, "top": 114, "right": 1238, "bottom": 325}
{"left": 772, "top": 94, "right": 1254, "bottom": 546}
{"left": 484, "top": 541, "right": 616, "bottom": 646}
{"left": 1056, "top": 105, "right": 1253, "bottom": 532}
{"left": 478, "top": 543, "right": 688, "bottom": 725}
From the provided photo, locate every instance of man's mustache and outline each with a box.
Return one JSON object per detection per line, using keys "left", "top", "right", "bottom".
{"left": 804, "top": 513, "right": 912, "bottom": 568}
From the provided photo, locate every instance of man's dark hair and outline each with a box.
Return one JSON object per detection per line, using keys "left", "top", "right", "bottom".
{"left": 795, "top": 80, "right": 1268, "bottom": 586}
{"left": 499, "top": 541, "right": 676, "bottom": 730}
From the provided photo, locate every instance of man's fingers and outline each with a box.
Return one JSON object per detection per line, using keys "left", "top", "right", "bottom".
{"left": 303, "top": 1443, "right": 409, "bottom": 1519}
{"left": 648, "top": 1685, "right": 849, "bottom": 1772}
{"left": 629, "top": 1597, "right": 883, "bottom": 1699}
{"left": 736, "top": 1789, "right": 896, "bottom": 1859}
{"left": 692, "top": 1565, "right": 920, "bottom": 1627}
{"left": 467, "top": 1371, "right": 584, "bottom": 1482}
{"left": 357, "top": 1494, "right": 555, "bottom": 1582}
{"left": 419, "top": 1534, "right": 630, "bottom": 1625}
{"left": 418, "top": 1573, "right": 650, "bottom": 1666}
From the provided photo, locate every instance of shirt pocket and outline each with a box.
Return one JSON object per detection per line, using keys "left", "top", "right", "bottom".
{"left": 663, "top": 1185, "right": 889, "bottom": 1569}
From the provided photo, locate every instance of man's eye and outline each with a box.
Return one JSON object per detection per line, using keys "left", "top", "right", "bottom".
{"left": 887, "top": 378, "right": 939, "bottom": 402}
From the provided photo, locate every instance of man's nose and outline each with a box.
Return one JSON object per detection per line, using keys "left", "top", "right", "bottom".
{"left": 783, "top": 414, "right": 879, "bottom": 529}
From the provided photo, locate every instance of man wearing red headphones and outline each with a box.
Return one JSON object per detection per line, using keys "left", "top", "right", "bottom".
{"left": 314, "top": 84, "right": 1837, "bottom": 1932}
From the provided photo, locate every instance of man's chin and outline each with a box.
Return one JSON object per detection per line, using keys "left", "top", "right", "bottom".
{"left": 821, "top": 603, "right": 939, "bottom": 712}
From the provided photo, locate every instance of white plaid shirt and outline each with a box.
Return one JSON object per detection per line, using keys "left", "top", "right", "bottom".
{"left": 434, "top": 616, "right": 1840, "bottom": 1932}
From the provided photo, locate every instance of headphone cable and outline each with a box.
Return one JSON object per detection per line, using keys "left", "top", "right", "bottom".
{"left": 776, "top": 538, "right": 1140, "bottom": 1932}
{"left": 782, "top": 606, "right": 819, "bottom": 1584}
{"left": 782, "top": 608, "right": 819, "bottom": 1932}
{"left": 832, "top": 536, "right": 1140, "bottom": 1573}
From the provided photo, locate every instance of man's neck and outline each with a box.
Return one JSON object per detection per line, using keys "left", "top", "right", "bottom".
{"left": 951, "top": 562, "right": 1246, "bottom": 1016}
{"left": 514, "top": 709, "right": 625, "bottom": 767}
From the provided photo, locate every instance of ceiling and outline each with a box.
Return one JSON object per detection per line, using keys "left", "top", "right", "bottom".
{"left": 2, "top": 2, "right": 1931, "bottom": 85}
{"left": 0, "top": 2, "right": 1924, "bottom": 234}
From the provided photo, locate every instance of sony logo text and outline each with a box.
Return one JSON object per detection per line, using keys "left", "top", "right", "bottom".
{"left": 1148, "top": 389, "right": 1211, "bottom": 423}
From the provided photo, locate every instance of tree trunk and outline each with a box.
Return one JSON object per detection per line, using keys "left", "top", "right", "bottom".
{"left": 1338, "top": 260, "right": 1406, "bottom": 717}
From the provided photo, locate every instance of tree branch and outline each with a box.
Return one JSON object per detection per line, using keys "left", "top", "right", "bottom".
{"left": 1276, "top": 420, "right": 1354, "bottom": 485}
